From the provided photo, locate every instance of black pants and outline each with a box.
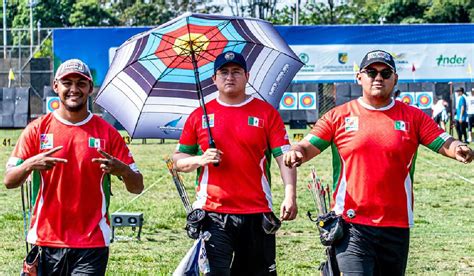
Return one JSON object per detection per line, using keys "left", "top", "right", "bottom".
{"left": 455, "top": 120, "right": 468, "bottom": 143}
{"left": 334, "top": 223, "right": 409, "bottom": 276}
{"left": 203, "top": 212, "right": 277, "bottom": 276}
{"left": 39, "top": 246, "right": 109, "bottom": 275}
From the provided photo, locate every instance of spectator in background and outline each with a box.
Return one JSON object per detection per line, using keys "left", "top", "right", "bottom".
{"left": 466, "top": 88, "right": 474, "bottom": 142}
{"left": 455, "top": 87, "right": 468, "bottom": 143}
{"left": 432, "top": 96, "right": 448, "bottom": 130}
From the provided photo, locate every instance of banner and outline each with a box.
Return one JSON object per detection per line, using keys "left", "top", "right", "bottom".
{"left": 53, "top": 24, "right": 474, "bottom": 86}
{"left": 292, "top": 44, "right": 473, "bottom": 83}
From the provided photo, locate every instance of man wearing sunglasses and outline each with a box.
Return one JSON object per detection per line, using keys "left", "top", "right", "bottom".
{"left": 283, "top": 50, "right": 473, "bottom": 275}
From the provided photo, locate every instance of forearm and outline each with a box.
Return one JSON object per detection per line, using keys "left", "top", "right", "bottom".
{"left": 173, "top": 153, "right": 202, "bottom": 172}
{"left": 438, "top": 138, "right": 470, "bottom": 160}
{"left": 3, "top": 163, "right": 32, "bottom": 189}
{"left": 121, "top": 168, "right": 144, "bottom": 194}
{"left": 276, "top": 156, "right": 297, "bottom": 198}
{"left": 291, "top": 141, "right": 320, "bottom": 164}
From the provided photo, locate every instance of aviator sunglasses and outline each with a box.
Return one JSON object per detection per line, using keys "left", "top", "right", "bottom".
{"left": 361, "top": 68, "right": 394, "bottom": 79}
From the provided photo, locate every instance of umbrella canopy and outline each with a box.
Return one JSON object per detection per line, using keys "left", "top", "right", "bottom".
{"left": 96, "top": 13, "right": 303, "bottom": 139}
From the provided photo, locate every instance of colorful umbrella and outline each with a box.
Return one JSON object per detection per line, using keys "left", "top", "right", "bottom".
{"left": 95, "top": 13, "right": 303, "bottom": 139}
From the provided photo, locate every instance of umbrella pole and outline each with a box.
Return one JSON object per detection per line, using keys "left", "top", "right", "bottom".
{"left": 190, "top": 50, "right": 216, "bottom": 148}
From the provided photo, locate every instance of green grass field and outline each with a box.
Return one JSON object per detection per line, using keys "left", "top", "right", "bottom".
{"left": 1, "top": 128, "right": 473, "bottom": 275}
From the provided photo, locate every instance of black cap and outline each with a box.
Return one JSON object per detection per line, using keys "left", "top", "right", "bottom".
{"left": 214, "top": 51, "right": 247, "bottom": 74}
{"left": 360, "top": 50, "right": 396, "bottom": 72}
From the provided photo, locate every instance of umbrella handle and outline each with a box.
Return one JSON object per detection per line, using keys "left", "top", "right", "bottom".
{"left": 209, "top": 141, "right": 220, "bottom": 167}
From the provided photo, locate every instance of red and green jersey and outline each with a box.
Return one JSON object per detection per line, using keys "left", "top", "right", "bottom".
{"left": 6, "top": 112, "right": 138, "bottom": 248}
{"left": 178, "top": 97, "right": 290, "bottom": 214}
{"left": 307, "top": 99, "right": 448, "bottom": 228}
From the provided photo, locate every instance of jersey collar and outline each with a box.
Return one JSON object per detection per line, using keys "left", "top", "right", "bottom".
{"left": 52, "top": 110, "right": 93, "bottom": 126}
{"left": 357, "top": 97, "right": 395, "bottom": 111}
{"left": 216, "top": 95, "right": 254, "bottom": 107}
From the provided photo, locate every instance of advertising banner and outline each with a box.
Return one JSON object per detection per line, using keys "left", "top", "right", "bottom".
{"left": 53, "top": 24, "right": 474, "bottom": 86}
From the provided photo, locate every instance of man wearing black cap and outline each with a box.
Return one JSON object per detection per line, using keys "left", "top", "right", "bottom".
{"left": 283, "top": 50, "right": 473, "bottom": 275}
{"left": 173, "top": 51, "right": 297, "bottom": 275}
{"left": 4, "top": 59, "right": 143, "bottom": 275}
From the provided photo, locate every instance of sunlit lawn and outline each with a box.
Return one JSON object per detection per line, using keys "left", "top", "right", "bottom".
{"left": 0, "top": 128, "right": 473, "bottom": 275}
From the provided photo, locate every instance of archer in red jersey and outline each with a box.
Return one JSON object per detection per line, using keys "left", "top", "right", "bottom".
{"left": 174, "top": 51, "right": 297, "bottom": 275}
{"left": 4, "top": 59, "right": 143, "bottom": 275}
{"left": 284, "top": 50, "right": 473, "bottom": 276}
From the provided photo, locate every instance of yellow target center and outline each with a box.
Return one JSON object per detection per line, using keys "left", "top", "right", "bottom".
{"left": 173, "top": 33, "right": 210, "bottom": 56}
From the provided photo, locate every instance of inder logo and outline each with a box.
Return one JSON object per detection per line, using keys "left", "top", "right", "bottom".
{"left": 436, "top": 54, "right": 467, "bottom": 67}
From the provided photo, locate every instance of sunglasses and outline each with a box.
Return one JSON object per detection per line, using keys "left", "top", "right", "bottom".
{"left": 361, "top": 68, "right": 394, "bottom": 79}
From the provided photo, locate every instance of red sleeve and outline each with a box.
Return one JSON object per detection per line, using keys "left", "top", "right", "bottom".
{"left": 267, "top": 106, "right": 290, "bottom": 157}
{"left": 7, "top": 122, "right": 39, "bottom": 168}
{"left": 177, "top": 112, "right": 199, "bottom": 155}
{"left": 307, "top": 109, "right": 335, "bottom": 151}
{"left": 416, "top": 108, "right": 445, "bottom": 146}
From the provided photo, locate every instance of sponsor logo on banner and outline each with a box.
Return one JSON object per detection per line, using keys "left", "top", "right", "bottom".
{"left": 345, "top": 117, "right": 359, "bottom": 131}
{"left": 202, "top": 114, "right": 215, "bottom": 128}
{"left": 89, "top": 137, "right": 105, "bottom": 149}
{"left": 394, "top": 121, "right": 408, "bottom": 131}
{"left": 436, "top": 54, "right": 467, "bottom": 67}
{"left": 248, "top": 116, "right": 264, "bottom": 128}
{"left": 299, "top": 53, "right": 309, "bottom": 64}
{"left": 40, "top": 134, "right": 53, "bottom": 150}
{"left": 298, "top": 52, "right": 315, "bottom": 72}
{"left": 159, "top": 116, "right": 183, "bottom": 134}
{"left": 338, "top": 52, "right": 348, "bottom": 64}
{"left": 390, "top": 52, "right": 409, "bottom": 65}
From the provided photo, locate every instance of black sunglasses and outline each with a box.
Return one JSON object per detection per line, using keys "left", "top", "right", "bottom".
{"left": 361, "top": 68, "right": 394, "bottom": 79}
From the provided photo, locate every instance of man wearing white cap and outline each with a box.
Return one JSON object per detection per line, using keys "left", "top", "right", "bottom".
{"left": 4, "top": 59, "right": 143, "bottom": 275}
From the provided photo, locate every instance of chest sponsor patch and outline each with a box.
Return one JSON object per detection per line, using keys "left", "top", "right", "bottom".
{"left": 394, "top": 120, "right": 408, "bottom": 131}
{"left": 344, "top": 116, "right": 359, "bottom": 131}
{"left": 202, "top": 114, "right": 215, "bottom": 128}
{"left": 89, "top": 137, "right": 105, "bottom": 149}
{"left": 248, "top": 116, "right": 264, "bottom": 128}
{"left": 40, "top": 134, "right": 54, "bottom": 150}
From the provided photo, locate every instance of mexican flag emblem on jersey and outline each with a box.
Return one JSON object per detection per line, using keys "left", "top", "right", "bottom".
{"left": 89, "top": 137, "right": 105, "bottom": 149}
{"left": 394, "top": 121, "right": 407, "bottom": 131}
{"left": 248, "top": 116, "right": 264, "bottom": 128}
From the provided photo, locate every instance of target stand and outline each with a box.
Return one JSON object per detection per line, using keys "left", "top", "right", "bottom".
{"left": 111, "top": 212, "right": 143, "bottom": 242}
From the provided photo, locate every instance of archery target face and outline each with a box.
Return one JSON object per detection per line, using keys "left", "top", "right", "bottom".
{"left": 399, "top": 92, "right": 415, "bottom": 106}
{"left": 47, "top": 97, "right": 60, "bottom": 113}
{"left": 280, "top": 92, "right": 297, "bottom": 110}
{"left": 416, "top": 92, "right": 433, "bottom": 109}
{"left": 298, "top": 92, "right": 316, "bottom": 110}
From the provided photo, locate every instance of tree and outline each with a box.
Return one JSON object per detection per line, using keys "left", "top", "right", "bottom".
{"left": 110, "top": 0, "right": 222, "bottom": 26}
{"left": 119, "top": 2, "right": 174, "bottom": 26}
{"left": 227, "top": 0, "right": 279, "bottom": 20}
{"left": 424, "top": 0, "right": 473, "bottom": 23}
{"left": 69, "top": 0, "right": 119, "bottom": 27}
{"left": 377, "top": 0, "right": 428, "bottom": 24}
